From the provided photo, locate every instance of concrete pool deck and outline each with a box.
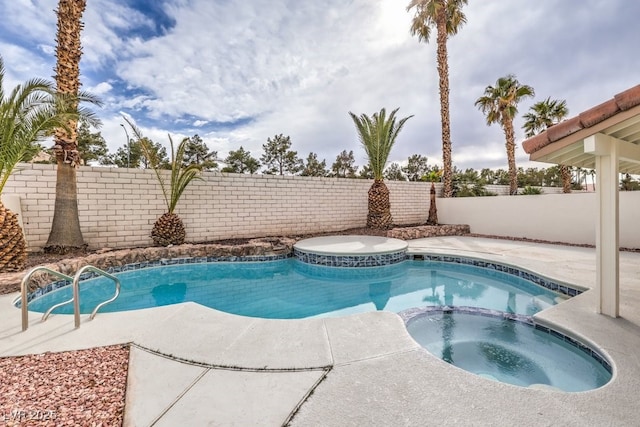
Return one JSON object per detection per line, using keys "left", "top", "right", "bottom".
{"left": 1, "top": 236, "right": 639, "bottom": 426}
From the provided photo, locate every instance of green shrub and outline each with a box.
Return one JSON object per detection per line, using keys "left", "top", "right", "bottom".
{"left": 520, "top": 185, "right": 543, "bottom": 195}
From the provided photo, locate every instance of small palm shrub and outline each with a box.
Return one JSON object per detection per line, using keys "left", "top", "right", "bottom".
{"left": 349, "top": 108, "right": 412, "bottom": 229}
{"left": 520, "top": 186, "right": 543, "bottom": 195}
{"left": 124, "top": 118, "right": 202, "bottom": 246}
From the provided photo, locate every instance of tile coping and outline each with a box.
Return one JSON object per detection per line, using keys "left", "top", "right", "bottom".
{"left": 17, "top": 252, "right": 584, "bottom": 308}
{"left": 399, "top": 305, "right": 612, "bottom": 375}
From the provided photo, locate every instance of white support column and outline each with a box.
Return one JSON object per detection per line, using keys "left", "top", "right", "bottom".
{"left": 585, "top": 134, "right": 619, "bottom": 317}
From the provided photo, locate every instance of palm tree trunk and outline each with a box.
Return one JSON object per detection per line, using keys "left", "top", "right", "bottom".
{"left": 45, "top": 163, "right": 85, "bottom": 251}
{"left": 436, "top": 12, "right": 453, "bottom": 198}
{"left": 560, "top": 164, "right": 572, "bottom": 193}
{"left": 427, "top": 182, "right": 438, "bottom": 225}
{"left": 367, "top": 179, "right": 393, "bottom": 229}
{"left": 45, "top": 0, "right": 87, "bottom": 253}
{"left": 0, "top": 202, "right": 27, "bottom": 272}
{"left": 502, "top": 118, "right": 518, "bottom": 195}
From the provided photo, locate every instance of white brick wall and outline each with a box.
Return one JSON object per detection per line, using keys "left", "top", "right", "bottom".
{"left": 4, "top": 164, "right": 431, "bottom": 251}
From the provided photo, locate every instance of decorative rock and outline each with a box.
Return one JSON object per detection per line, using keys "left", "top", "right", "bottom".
{"left": 386, "top": 224, "right": 470, "bottom": 240}
{"left": 1, "top": 237, "right": 298, "bottom": 295}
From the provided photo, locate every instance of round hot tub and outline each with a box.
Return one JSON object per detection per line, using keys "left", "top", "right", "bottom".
{"left": 403, "top": 308, "right": 612, "bottom": 392}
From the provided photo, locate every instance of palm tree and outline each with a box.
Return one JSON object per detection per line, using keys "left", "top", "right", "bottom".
{"left": 349, "top": 108, "right": 413, "bottom": 229}
{"left": 0, "top": 56, "right": 96, "bottom": 271}
{"left": 475, "top": 74, "right": 534, "bottom": 195}
{"left": 407, "top": 0, "right": 468, "bottom": 198}
{"left": 124, "top": 118, "right": 202, "bottom": 246}
{"left": 45, "top": 0, "right": 88, "bottom": 253}
{"left": 523, "top": 97, "right": 572, "bottom": 193}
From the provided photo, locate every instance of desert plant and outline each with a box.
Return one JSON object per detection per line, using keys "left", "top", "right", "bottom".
{"left": 523, "top": 98, "right": 572, "bottom": 193}
{"left": 46, "top": 0, "right": 90, "bottom": 253}
{"left": 0, "top": 55, "right": 96, "bottom": 270}
{"left": 349, "top": 108, "right": 413, "bottom": 229}
{"left": 520, "top": 185, "right": 543, "bottom": 195}
{"left": 124, "top": 118, "right": 202, "bottom": 246}
{"left": 407, "top": 0, "right": 468, "bottom": 198}
{"left": 475, "top": 75, "right": 534, "bottom": 195}
{"left": 425, "top": 170, "right": 442, "bottom": 225}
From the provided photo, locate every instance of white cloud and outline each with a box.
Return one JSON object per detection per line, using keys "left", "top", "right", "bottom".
{"left": 1, "top": 0, "right": 639, "bottom": 173}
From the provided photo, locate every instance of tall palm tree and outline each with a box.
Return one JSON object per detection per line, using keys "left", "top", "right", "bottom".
{"left": 475, "top": 74, "right": 534, "bottom": 195}
{"left": 349, "top": 108, "right": 413, "bottom": 229}
{"left": 45, "top": 0, "right": 88, "bottom": 253}
{"left": 407, "top": 0, "right": 468, "bottom": 198}
{"left": 0, "top": 56, "right": 96, "bottom": 271}
{"left": 522, "top": 97, "right": 572, "bottom": 193}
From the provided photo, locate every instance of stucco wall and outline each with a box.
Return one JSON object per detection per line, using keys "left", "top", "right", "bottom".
{"left": 3, "top": 164, "right": 431, "bottom": 251}
{"left": 437, "top": 192, "right": 640, "bottom": 248}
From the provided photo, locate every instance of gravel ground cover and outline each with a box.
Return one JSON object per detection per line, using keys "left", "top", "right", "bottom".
{"left": 0, "top": 345, "right": 129, "bottom": 426}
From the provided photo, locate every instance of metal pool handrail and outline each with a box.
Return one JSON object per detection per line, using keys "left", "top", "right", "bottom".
{"left": 72, "top": 265, "right": 121, "bottom": 328}
{"left": 20, "top": 267, "right": 73, "bottom": 332}
{"left": 20, "top": 265, "right": 121, "bottom": 331}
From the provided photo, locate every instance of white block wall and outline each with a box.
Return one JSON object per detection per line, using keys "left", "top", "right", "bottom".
{"left": 7, "top": 163, "right": 636, "bottom": 251}
{"left": 3, "top": 164, "right": 430, "bottom": 251}
{"left": 437, "top": 192, "right": 640, "bottom": 248}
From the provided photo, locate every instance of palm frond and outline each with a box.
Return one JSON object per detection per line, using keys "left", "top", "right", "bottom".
{"left": 349, "top": 108, "right": 413, "bottom": 180}
{"left": 475, "top": 74, "right": 534, "bottom": 126}
{"left": 0, "top": 55, "right": 101, "bottom": 194}
{"left": 123, "top": 118, "right": 202, "bottom": 213}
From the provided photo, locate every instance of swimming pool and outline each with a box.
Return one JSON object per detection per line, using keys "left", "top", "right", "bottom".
{"left": 23, "top": 258, "right": 569, "bottom": 319}
{"left": 404, "top": 308, "right": 612, "bottom": 392}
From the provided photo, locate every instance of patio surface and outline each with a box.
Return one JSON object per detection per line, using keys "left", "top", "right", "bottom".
{"left": 1, "top": 236, "right": 639, "bottom": 426}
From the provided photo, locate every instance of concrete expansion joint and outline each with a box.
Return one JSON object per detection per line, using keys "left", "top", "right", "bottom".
{"left": 132, "top": 343, "right": 333, "bottom": 372}
{"left": 147, "top": 367, "right": 210, "bottom": 426}
{"left": 332, "top": 348, "right": 422, "bottom": 368}
{"left": 282, "top": 365, "right": 333, "bottom": 427}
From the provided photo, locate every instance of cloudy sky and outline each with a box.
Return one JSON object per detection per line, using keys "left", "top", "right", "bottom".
{"left": 1, "top": 0, "right": 639, "bottom": 172}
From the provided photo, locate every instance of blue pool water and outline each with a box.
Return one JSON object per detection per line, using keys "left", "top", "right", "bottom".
{"left": 406, "top": 310, "right": 612, "bottom": 392}
{"left": 26, "top": 259, "right": 564, "bottom": 319}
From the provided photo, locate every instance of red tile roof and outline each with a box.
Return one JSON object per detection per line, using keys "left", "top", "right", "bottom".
{"left": 522, "top": 84, "right": 640, "bottom": 154}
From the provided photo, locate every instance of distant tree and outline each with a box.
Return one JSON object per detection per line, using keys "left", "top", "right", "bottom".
{"left": 542, "top": 165, "right": 562, "bottom": 187}
{"left": 475, "top": 74, "right": 534, "bottom": 195}
{"left": 77, "top": 118, "right": 108, "bottom": 165}
{"left": 384, "top": 162, "right": 407, "bottom": 181}
{"left": 222, "top": 146, "right": 260, "bottom": 174}
{"left": 493, "top": 169, "right": 510, "bottom": 186}
{"left": 103, "top": 140, "right": 140, "bottom": 168}
{"left": 301, "top": 152, "right": 328, "bottom": 177}
{"left": 454, "top": 167, "right": 481, "bottom": 184}
{"left": 331, "top": 150, "right": 358, "bottom": 178}
{"left": 402, "top": 154, "right": 430, "bottom": 181}
{"left": 523, "top": 97, "right": 571, "bottom": 193}
{"left": 182, "top": 134, "right": 218, "bottom": 170}
{"left": 260, "top": 134, "right": 302, "bottom": 175}
{"left": 479, "top": 168, "right": 495, "bottom": 184}
{"left": 358, "top": 164, "right": 374, "bottom": 179}
{"left": 105, "top": 137, "right": 168, "bottom": 169}
{"left": 139, "top": 138, "right": 170, "bottom": 169}
{"left": 517, "top": 167, "right": 546, "bottom": 187}
{"left": 407, "top": 0, "right": 468, "bottom": 197}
